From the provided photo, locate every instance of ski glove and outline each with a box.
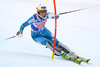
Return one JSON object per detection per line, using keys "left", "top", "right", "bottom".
{"left": 51, "top": 15, "right": 59, "bottom": 19}
{"left": 16, "top": 30, "right": 23, "bottom": 37}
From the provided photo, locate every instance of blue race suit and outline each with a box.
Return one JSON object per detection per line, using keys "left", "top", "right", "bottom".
{"left": 20, "top": 12, "right": 59, "bottom": 46}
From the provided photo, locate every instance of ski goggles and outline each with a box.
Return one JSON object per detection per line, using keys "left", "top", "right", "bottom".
{"left": 39, "top": 10, "right": 47, "bottom": 14}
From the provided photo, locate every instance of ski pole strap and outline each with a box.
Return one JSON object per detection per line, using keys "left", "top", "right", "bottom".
{"left": 5, "top": 35, "right": 16, "bottom": 40}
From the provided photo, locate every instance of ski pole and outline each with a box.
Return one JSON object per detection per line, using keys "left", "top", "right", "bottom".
{"left": 58, "top": 8, "right": 85, "bottom": 15}
{"left": 5, "top": 35, "right": 16, "bottom": 40}
{"left": 58, "top": 5, "right": 100, "bottom": 15}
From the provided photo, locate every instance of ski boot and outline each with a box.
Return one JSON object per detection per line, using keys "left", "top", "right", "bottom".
{"left": 60, "top": 51, "right": 71, "bottom": 60}
{"left": 68, "top": 52, "right": 78, "bottom": 59}
{"left": 68, "top": 52, "right": 82, "bottom": 65}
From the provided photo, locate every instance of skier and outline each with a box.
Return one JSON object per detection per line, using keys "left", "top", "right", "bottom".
{"left": 16, "top": 4, "right": 89, "bottom": 64}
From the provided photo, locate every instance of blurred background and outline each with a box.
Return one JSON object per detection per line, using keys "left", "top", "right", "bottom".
{"left": 0, "top": 0, "right": 100, "bottom": 67}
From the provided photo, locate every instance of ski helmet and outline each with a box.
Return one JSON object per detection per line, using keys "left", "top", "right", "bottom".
{"left": 36, "top": 4, "right": 47, "bottom": 14}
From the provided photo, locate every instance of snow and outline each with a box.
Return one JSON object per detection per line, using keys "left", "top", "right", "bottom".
{"left": 0, "top": 0, "right": 100, "bottom": 67}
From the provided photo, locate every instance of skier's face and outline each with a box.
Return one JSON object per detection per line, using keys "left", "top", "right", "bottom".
{"left": 39, "top": 10, "right": 47, "bottom": 17}
{"left": 40, "top": 12, "right": 46, "bottom": 17}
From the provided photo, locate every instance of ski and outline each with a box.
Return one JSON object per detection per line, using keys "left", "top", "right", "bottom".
{"left": 71, "top": 56, "right": 90, "bottom": 64}
{"left": 60, "top": 51, "right": 91, "bottom": 65}
{"left": 78, "top": 57, "right": 90, "bottom": 63}
{"left": 60, "top": 51, "right": 82, "bottom": 65}
{"left": 71, "top": 58, "right": 82, "bottom": 65}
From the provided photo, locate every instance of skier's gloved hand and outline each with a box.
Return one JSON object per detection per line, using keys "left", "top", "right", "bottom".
{"left": 16, "top": 30, "right": 23, "bottom": 37}
{"left": 51, "top": 15, "right": 59, "bottom": 19}
{"left": 48, "top": 12, "right": 59, "bottom": 19}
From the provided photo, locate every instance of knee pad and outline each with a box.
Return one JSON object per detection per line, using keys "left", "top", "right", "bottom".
{"left": 58, "top": 42, "right": 72, "bottom": 54}
{"left": 46, "top": 41, "right": 62, "bottom": 56}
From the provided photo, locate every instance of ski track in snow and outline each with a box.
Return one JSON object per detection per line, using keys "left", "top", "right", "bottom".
{"left": 0, "top": 0, "right": 100, "bottom": 67}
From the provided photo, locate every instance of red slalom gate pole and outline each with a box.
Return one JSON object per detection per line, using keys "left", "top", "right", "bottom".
{"left": 52, "top": 0, "right": 57, "bottom": 60}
